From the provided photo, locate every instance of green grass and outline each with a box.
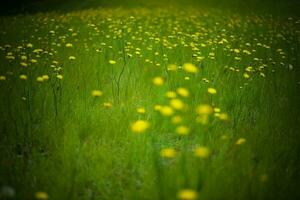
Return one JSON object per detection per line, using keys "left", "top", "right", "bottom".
{"left": 0, "top": 4, "right": 300, "bottom": 200}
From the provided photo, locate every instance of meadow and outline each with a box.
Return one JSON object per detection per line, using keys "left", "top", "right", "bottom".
{"left": 0, "top": 2, "right": 300, "bottom": 200}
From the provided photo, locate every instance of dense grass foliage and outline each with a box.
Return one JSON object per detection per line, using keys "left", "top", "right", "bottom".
{"left": 0, "top": 5, "right": 300, "bottom": 200}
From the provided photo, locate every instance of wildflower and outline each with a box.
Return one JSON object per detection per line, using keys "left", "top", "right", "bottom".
{"left": 26, "top": 43, "right": 33, "bottom": 48}
{"left": 183, "top": 63, "right": 198, "bottom": 73}
{"left": 154, "top": 104, "right": 162, "bottom": 111}
{"left": 103, "top": 102, "right": 112, "bottom": 108}
{"left": 194, "top": 147, "right": 210, "bottom": 158}
{"left": 176, "top": 87, "right": 189, "bottom": 97}
{"left": 218, "top": 113, "right": 229, "bottom": 121}
{"left": 159, "top": 106, "right": 174, "bottom": 116}
{"left": 131, "top": 120, "right": 150, "bottom": 133}
{"left": 36, "top": 77, "right": 44, "bottom": 82}
{"left": 109, "top": 60, "right": 116, "bottom": 65}
{"left": 56, "top": 74, "right": 63, "bottom": 80}
{"left": 137, "top": 107, "right": 146, "bottom": 114}
{"left": 171, "top": 115, "right": 183, "bottom": 124}
{"left": 160, "top": 148, "right": 176, "bottom": 158}
{"left": 20, "top": 62, "right": 28, "bottom": 67}
{"left": 196, "top": 104, "right": 213, "bottom": 115}
{"left": 176, "top": 125, "right": 189, "bottom": 135}
{"left": 167, "top": 64, "right": 178, "bottom": 71}
{"left": 236, "top": 138, "right": 246, "bottom": 145}
{"left": 69, "top": 56, "right": 76, "bottom": 60}
{"left": 207, "top": 87, "right": 217, "bottom": 94}
{"left": 42, "top": 75, "right": 49, "bottom": 81}
{"left": 166, "top": 91, "right": 177, "bottom": 98}
{"left": 170, "top": 99, "right": 184, "bottom": 110}
{"left": 152, "top": 76, "right": 164, "bottom": 86}
{"left": 177, "top": 189, "right": 198, "bottom": 200}
{"left": 243, "top": 73, "right": 250, "bottom": 79}
{"left": 0, "top": 75, "right": 6, "bottom": 81}
{"left": 91, "top": 90, "right": 103, "bottom": 97}
{"left": 30, "top": 59, "right": 38, "bottom": 63}
{"left": 65, "top": 43, "right": 73, "bottom": 47}
{"left": 35, "top": 191, "right": 48, "bottom": 200}
{"left": 19, "top": 74, "right": 28, "bottom": 80}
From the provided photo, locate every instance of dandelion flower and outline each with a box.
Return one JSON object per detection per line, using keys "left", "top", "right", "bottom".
{"left": 152, "top": 76, "right": 164, "bottom": 86}
{"left": 170, "top": 99, "right": 184, "bottom": 110}
{"left": 176, "top": 125, "right": 189, "bottom": 135}
{"left": 36, "top": 77, "right": 44, "bottom": 82}
{"left": 65, "top": 43, "right": 73, "bottom": 48}
{"left": 160, "top": 148, "right": 176, "bottom": 158}
{"left": 159, "top": 106, "right": 174, "bottom": 116}
{"left": 196, "top": 104, "right": 213, "bottom": 115}
{"left": 207, "top": 87, "right": 217, "bottom": 94}
{"left": 56, "top": 74, "right": 63, "bottom": 80}
{"left": 243, "top": 73, "right": 250, "bottom": 79}
{"left": 109, "top": 60, "right": 116, "bottom": 65}
{"left": 103, "top": 102, "right": 112, "bottom": 108}
{"left": 183, "top": 63, "right": 198, "bottom": 73}
{"left": 131, "top": 120, "right": 150, "bottom": 133}
{"left": 166, "top": 91, "right": 177, "bottom": 98}
{"left": 194, "top": 147, "right": 210, "bottom": 158}
{"left": 42, "top": 75, "right": 49, "bottom": 81}
{"left": 176, "top": 87, "right": 189, "bottom": 97}
{"left": 137, "top": 107, "right": 146, "bottom": 114}
{"left": 91, "top": 90, "right": 103, "bottom": 97}
{"left": 69, "top": 56, "right": 76, "bottom": 60}
{"left": 0, "top": 75, "right": 6, "bottom": 81}
{"left": 177, "top": 189, "right": 198, "bottom": 200}
{"left": 35, "top": 191, "right": 48, "bottom": 200}
{"left": 19, "top": 74, "right": 28, "bottom": 80}
{"left": 171, "top": 115, "right": 183, "bottom": 124}
{"left": 236, "top": 138, "right": 246, "bottom": 145}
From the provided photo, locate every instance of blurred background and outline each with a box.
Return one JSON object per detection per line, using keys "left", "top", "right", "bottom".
{"left": 1, "top": 0, "right": 300, "bottom": 16}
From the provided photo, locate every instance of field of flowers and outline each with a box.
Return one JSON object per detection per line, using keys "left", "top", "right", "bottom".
{"left": 0, "top": 5, "right": 300, "bottom": 200}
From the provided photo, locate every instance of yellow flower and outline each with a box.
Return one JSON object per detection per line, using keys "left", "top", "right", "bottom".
{"left": 35, "top": 191, "right": 48, "bottom": 200}
{"left": 207, "top": 87, "right": 217, "bottom": 94}
{"left": 19, "top": 74, "right": 28, "bottom": 80}
{"left": 177, "top": 189, "right": 198, "bottom": 200}
{"left": 166, "top": 91, "right": 177, "bottom": 98}
{"left": 176, "top": 125, "right": 189, "bottom": 135}
{"left": 42, "top": 75, "right": 49, "bottom": 81}
{"left": 236, "top": 138, "right": 246, "bottom": 145}
{"left": 154, "top": 104, "right": 162, "bottom": 111}
{"left": 196, "top": 104, "right": 213, "bottom": 115}
{"left": 20, "top": 62, "right": 28, "bottom": 67}
{"left": 160, "top": 148, "right": 176, "bottom": 158}
{"left": 218, "top": 113, "right": 229, "bottom": 121}
{"left": 214, "top": 107, "right": 221, "bottom": 113}
{"left": 109, "top": 60, "right": 116, "bottom": 64}
{"left": 170, "top": 99, "right": 184, "bottom": 110}
{"left": 36, "top": 77, "right": 44, "bottom": 82}
{"left": 152, "top": 76, "right": 164, "bottom": 86}
{"left": 167, "top": 64, "right": 178, "bottom": 71}
{"left": 131, "top": 120, "right": 150, "bottom": 133}
{"left": 243, "top": 73, "right": 250, "bottom": 79}
{"left": 91, "top": 90, "right": 103, "bottom": 97}
{"left": 159, "top": 106, "right": 174, "bottom": 116}
{"left": 65, "top": 43, "right": 73, "bottom": 47}
{"left": 171, "top": 115, "right": 183, "bottom": 124}
{"left": 137, "top": 107, "right": 146, "bottom": 114}
{"left": 176, "top": 87, "right": 189, "bottom": 97}
{"left": 0, "top": 75, "right": 6, "bottom": 81}
{"left": 103, "top": 102, "right": 112, "bottom": 108}
{"left": 194, "top": 147, "right": 210, "bottom": 158}
{"left": 69, "top": 56, "right": 76, "bottom": 60}
{"left": 26, "top": 43, "right": 33, "bottom": 48}
{"left": 56, "top": 74, "right": 63, "bottom": 80}
{"left": 183, "top": 63, "right": 198, "bottom": 73}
